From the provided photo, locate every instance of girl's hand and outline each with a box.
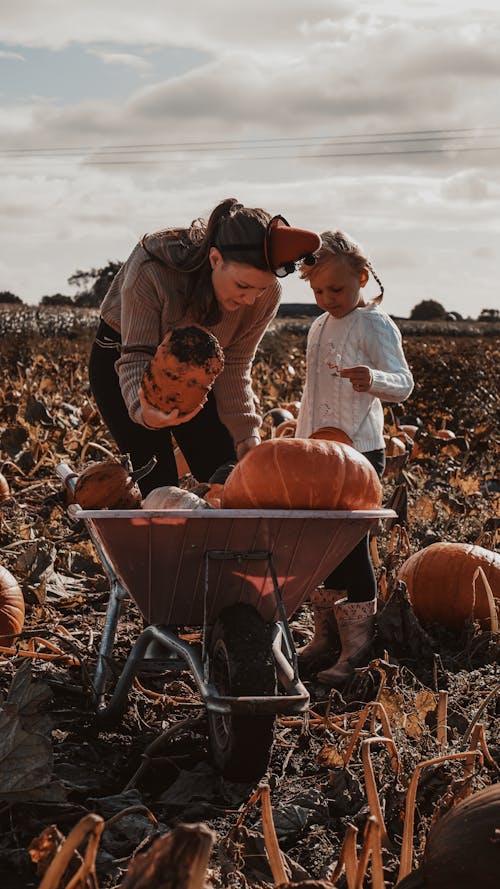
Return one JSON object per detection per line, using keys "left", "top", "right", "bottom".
{"left": 340, "top": 365, "right": 373, "bottom": 392}
{"left": 236, "top": 435, "right": 261, "bottom": 461}
{"left": 139, "top": 386, "right": 205, "bottom": 428}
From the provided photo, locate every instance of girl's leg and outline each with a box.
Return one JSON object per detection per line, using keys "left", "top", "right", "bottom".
{"left": 311, "top": 449, "right": 385, "bottom": 686}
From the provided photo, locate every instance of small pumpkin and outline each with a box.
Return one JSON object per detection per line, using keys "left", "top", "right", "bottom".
{"left": 274, "top": 418, "right": 297, "bottom": 438}
{"left": 0, "top": 565, "right": 25, "bottom": 637}
{"left": 397, "top": 541, "right": 500, "bottom": 631}
{"left": 74, "top": 456, "right": 144, "bottom": 510}
{"left": 142, "top": 486, "right": 213, "bottom": 510}
{"left": 141, "top": 326, "right": 224, "bottom": 417}
{"left": 384, "top": 434, "right": 407, "bottom": 457}
{"left": 263, "top": 407, "right": 295, "bottom": 427}
{"left": 309, "top": 426, "right": 353, "bottom": 446}
{"left": 0, "top": 472, "right": 10, "bottom": 503}
{"left": 221, "top": 438, "right": 382, "bottom": 510}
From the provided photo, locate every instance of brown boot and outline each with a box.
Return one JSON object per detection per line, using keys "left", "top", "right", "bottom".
{"left": 316, "top": 598, "right": 376, "bottom": 687}
{"left": 297, "top": 588, "right": 346, "bottom": 668}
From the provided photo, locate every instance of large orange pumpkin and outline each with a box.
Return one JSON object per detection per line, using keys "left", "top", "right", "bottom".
{"left": 0, "top": 566, "right": 25, "bottom": 637}
{"left": 221, "top": 438, "right": 382, "bottom": 510}
{"left": 141, "top": 326, "right": 224, "bottom": 417}
{"left": 397, "top": 542, "right": 500, "bottom": 631}
{"left": 74, "top": 460, "right": 143, "bottom": 510}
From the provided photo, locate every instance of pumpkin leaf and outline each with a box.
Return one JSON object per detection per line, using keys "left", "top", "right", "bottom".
{"left": 0, "top": 663, "right": 66, "bottom": 802}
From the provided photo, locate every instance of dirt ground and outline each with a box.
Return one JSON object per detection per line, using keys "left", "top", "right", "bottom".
{"left": 0, "top": 319, "right": 499, "bottom": 888}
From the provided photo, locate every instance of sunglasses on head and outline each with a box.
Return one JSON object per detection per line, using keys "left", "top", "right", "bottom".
{"left": 264, "top": 215, "right": 317, "bottom": 278}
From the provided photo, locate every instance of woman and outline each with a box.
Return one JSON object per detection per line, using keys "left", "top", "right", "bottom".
{"left": 89, "top": 198, "right": 320, "bottom": 494}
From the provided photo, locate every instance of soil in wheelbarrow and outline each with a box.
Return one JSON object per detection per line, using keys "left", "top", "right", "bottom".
{"left": 0, "top": 321, "right": 499, "bottom": 888}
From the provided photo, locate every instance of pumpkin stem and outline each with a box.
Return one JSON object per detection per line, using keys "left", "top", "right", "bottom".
{"left": 128, "top": 455, "right": 158, "bottom": 483}
{"left": 472, "top": 566, "right": 499, "bottom": 634}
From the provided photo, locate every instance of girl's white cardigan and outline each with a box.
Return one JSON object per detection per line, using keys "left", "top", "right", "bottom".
{"left": 296, "top": 305, "right": 414, "bottom": 452}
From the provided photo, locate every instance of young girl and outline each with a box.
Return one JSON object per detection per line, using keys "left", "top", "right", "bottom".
{"left": 296, "top": 231, "right": 414, "bottom": 687}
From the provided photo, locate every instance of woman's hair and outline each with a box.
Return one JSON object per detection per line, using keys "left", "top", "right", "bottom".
{"left": 300, "top": 230, "right": 384, "bottom": 304}
{"left": 141, "top": 198, "right": 272, "bottom": 323}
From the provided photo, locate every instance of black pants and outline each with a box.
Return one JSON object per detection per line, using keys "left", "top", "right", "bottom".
{"left": 323, "top": 448, "right": 385, "bottom": 603}
{"left": 88, "top": 320, "right": 236, "bottom": 496}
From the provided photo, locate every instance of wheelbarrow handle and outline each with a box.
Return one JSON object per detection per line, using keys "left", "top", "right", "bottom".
{"left": 56, "top": 462, "right": 79, "bottom": 493}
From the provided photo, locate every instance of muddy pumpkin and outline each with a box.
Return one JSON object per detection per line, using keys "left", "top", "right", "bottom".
{"left": 397, "top": 541, "right": 500, "bottom": 631}
{"left": 221, "top": 438, "right": 382, "bottom": 510}
{"left": 74, "top": 459, "right": 143, "bottom": 510}
{"left": 0, "top": 565, "right": 25, "bottom": 637}
{"left": 141, "top": 326, "right": 224, "bottom": 417}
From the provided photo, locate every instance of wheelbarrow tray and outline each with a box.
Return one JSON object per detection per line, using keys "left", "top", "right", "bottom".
{"left": 73, "top": 506, "right": 394, "bottom": 625}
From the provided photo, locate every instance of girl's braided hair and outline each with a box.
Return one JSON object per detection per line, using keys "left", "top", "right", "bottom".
{"left": 300, "top": 230, "right": 384, "bottom": 304}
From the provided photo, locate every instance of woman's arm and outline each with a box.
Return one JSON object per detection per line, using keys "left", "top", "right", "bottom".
{"left": 214, "top": 282, "right": 281, "bottom": 446}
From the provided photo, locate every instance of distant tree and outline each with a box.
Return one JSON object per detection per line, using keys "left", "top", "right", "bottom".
{"left": 69, "top": 261, "right": 122, "bottom": 308}
{"left": 478, "top": 308, "right": 499, "bottom": 321}
{"left": 0, "top": 290, "right": 23, "bottom": 304}
{"left": 409, "top": 299, "right": 447, "bottom": 321}
{"left": 40, "top": 293, "right": 74, "bottom": 306}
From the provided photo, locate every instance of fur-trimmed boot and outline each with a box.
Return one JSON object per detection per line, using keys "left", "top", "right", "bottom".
{"left": 316, "top": 597, "right": 376, "bottom": 687}
{"left": 297, "top": 588, "right": 346, "bottom": 669}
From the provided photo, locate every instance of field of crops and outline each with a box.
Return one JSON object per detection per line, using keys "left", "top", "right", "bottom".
{"left": 0, "top": 308, "right": 499, "bottom": 889}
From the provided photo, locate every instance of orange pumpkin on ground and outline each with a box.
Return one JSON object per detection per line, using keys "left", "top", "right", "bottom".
{"left": 397, "top": 542, "right": 500, "bottom": 631}
{"left": 434, "top": 428, "right": 456, "bottom": 440}
{"left": 0, "top": 472, "right": 10, "bottom": 503}
{"left": 384, "top": 435, "right": 407, "bottom": 457}
{"left": 309, "top": 426, "right": 353, "bottom": 446}
{"left": 274, "top": 418, "right": 297, "bottom": 438}
{"left": 141, "top": 326, "right": 224, "bottom": 417}
{"left": 221, "top": 438, "right": 382, "bottom": 510}
{"left": 0, "top": 566, "right": 25, "bottom": 637}
{"left": 74, "top": 460, "right": 143, "bottom": 510}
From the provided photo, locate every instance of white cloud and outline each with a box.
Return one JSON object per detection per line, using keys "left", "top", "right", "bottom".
{"left": 86, "top": 49, "right": 152, "bottom": 73}
{"left": 0, "top": 49, "right": 24, "bottom": 60}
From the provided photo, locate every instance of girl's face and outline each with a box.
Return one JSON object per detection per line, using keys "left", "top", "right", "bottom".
{"left": 210, "top": 248, "right": 275, "bottom": 312}
{"left": 309, "top": 258, "right": 368, "bottom": 318}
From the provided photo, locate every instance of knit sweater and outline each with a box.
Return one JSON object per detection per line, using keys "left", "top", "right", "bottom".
{"left": 296, "top": 305, "right": 414, "bottom": 451}
{"left": 99, "top": 234, "right": 281, "bottom": 445}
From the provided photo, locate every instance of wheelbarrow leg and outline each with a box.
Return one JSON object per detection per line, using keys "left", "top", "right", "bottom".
{"left": 93, "top": 576, "right": 129, "bottom": 706}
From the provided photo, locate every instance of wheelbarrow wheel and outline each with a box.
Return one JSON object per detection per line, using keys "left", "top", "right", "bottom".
{"left": 207, "top": 603, "right": 277, "bottom": 782}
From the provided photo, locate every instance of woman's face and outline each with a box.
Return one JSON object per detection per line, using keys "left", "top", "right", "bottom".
{"left": 210, "top": 248, "right": 275, "bottom": 311}
{"left": 309, "top": 258, "right": 368, "bottom": 318}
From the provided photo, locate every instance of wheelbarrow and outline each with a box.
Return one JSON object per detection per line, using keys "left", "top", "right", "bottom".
{"left": 57, "top": 463, "right": 395, "bottom": 781}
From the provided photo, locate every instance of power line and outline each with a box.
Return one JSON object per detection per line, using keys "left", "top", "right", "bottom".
{"left": 3, "top": 144, "right": 500, "bottom": 169}
{"left": 2, "top": 125, "right": 500, "bottom": 157}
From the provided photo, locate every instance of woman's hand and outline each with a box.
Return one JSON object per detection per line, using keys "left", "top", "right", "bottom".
{"left": 340, "top": 365, "right": 373, "bottom": 393}
{"left": 139, "top": 387, "right": 205, "bottom": 428}
{"left": 236, "top": 435, "right": 261, "bottom": 461}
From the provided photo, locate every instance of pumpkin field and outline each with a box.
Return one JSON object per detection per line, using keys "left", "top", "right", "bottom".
{"left": 0, "top": 307, "right": 499, "bottom": 889}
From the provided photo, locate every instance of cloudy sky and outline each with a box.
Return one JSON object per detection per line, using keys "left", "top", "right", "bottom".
{"left": 1, "top": 0, "right": 499, "bottom": 317}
